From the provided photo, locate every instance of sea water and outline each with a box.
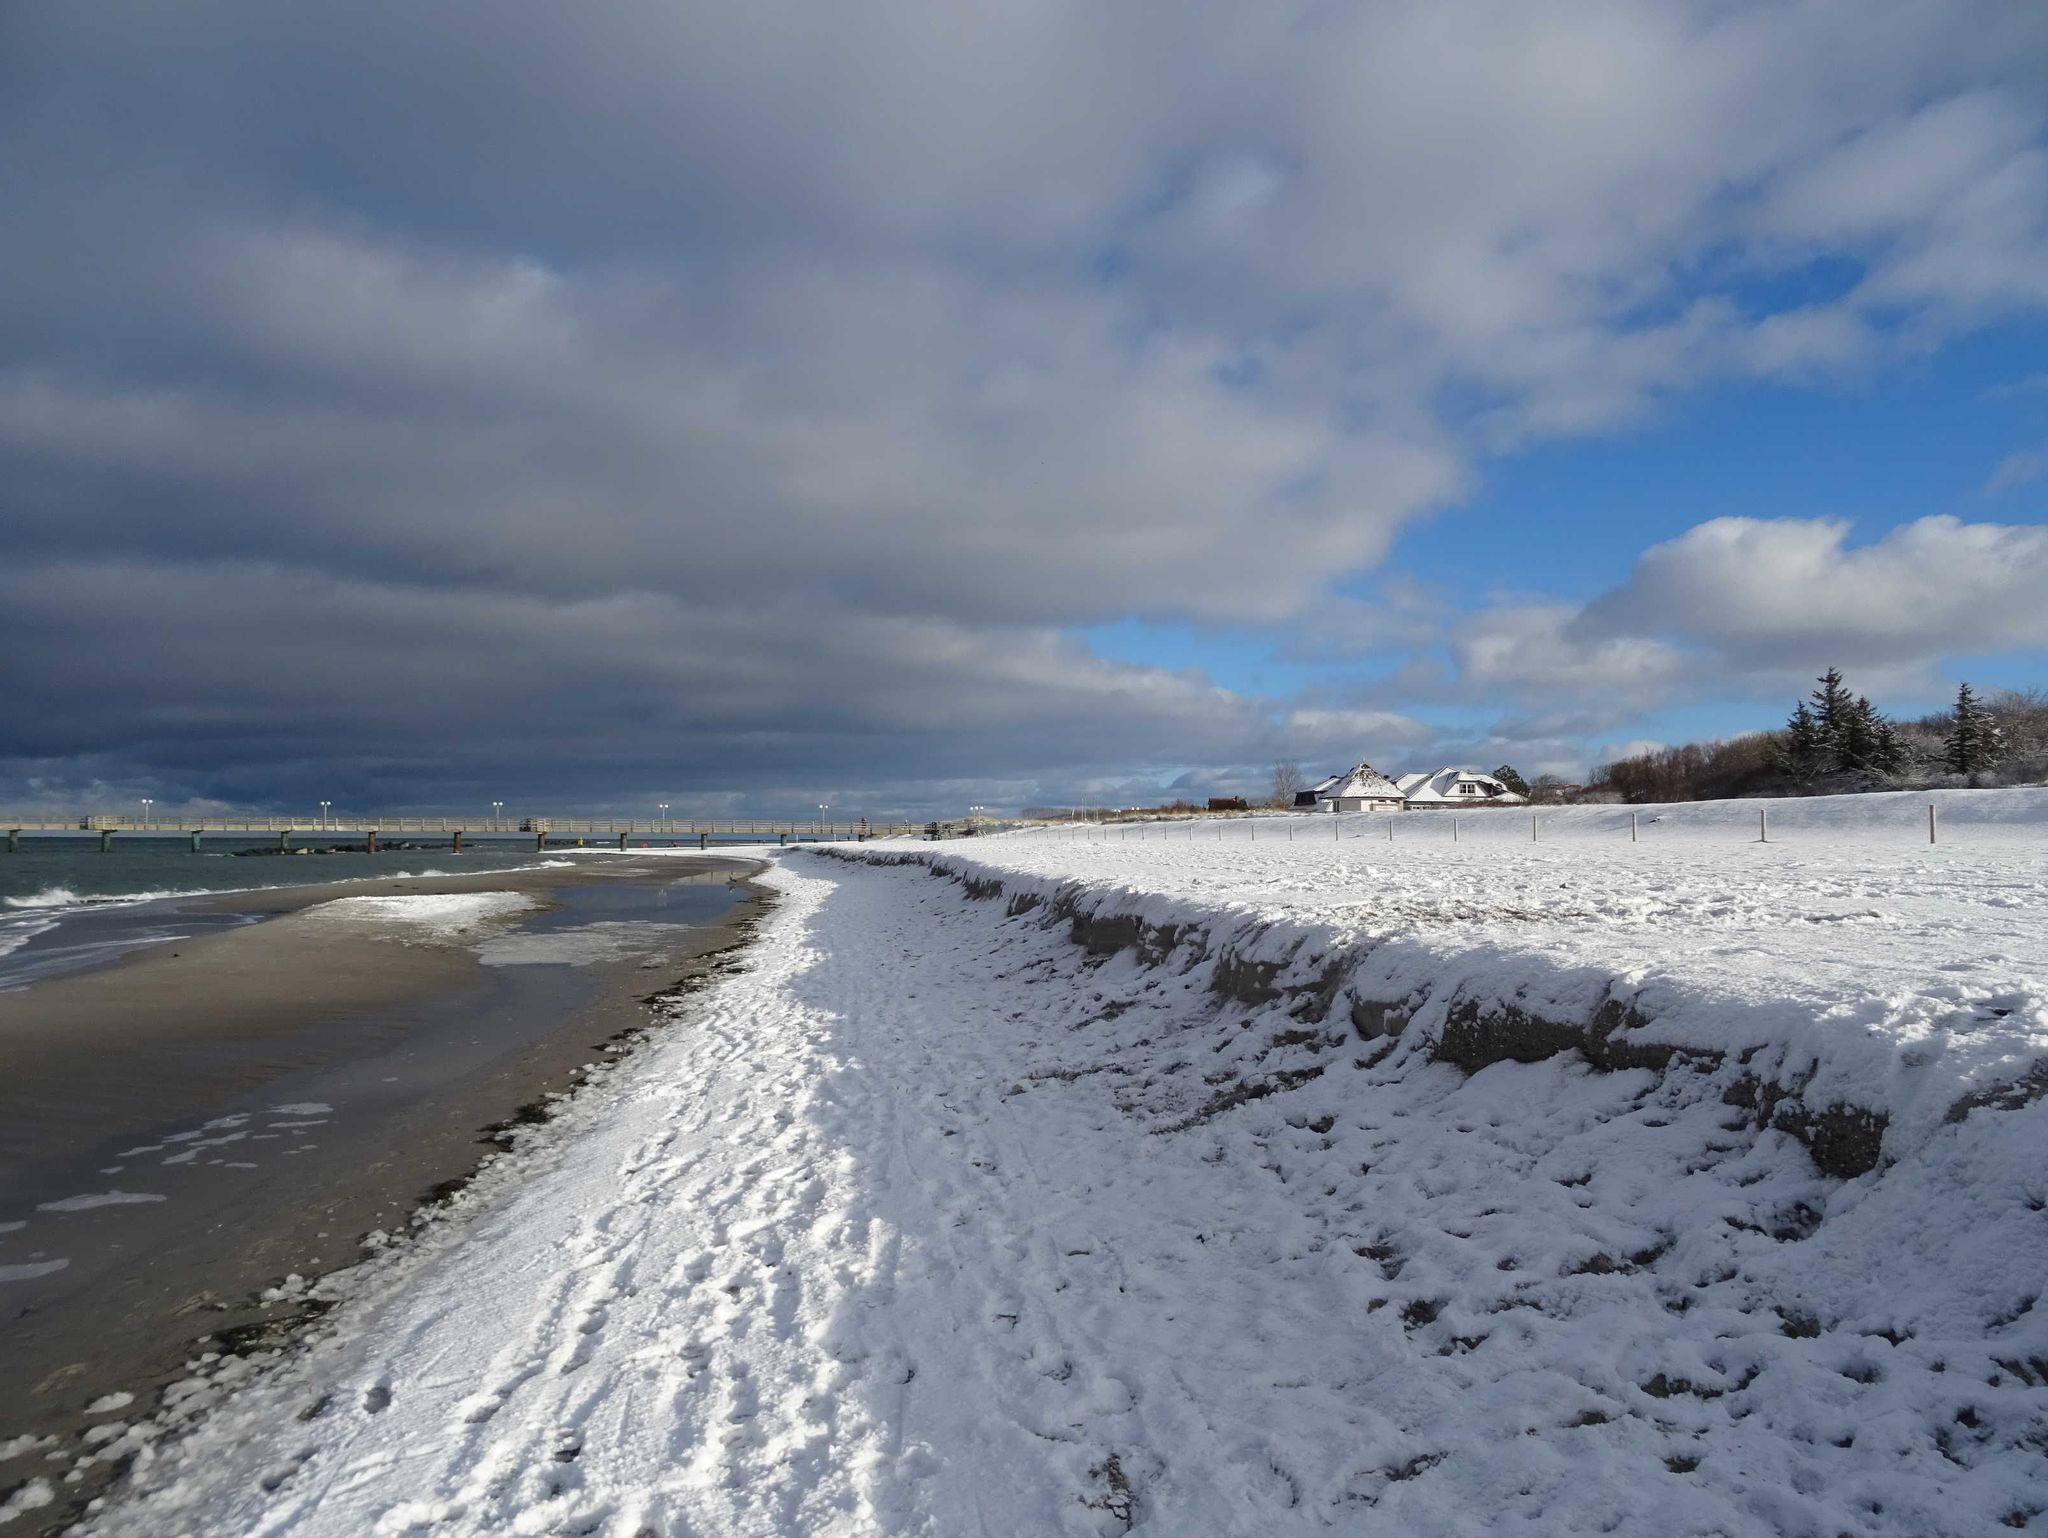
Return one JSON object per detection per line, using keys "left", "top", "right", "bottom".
{"left": 0, "top": 836, "right": 563, "bottom": 987}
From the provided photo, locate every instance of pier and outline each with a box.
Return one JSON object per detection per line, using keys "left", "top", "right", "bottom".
{"left": 1, "top": 815, "right": 962, "bottom": 852}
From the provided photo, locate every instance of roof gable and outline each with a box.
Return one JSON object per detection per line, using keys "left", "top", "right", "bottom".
{"left": 1323, "top": 760, "right": 1403, "bottom": 799}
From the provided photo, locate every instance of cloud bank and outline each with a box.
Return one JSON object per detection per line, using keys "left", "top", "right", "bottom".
{"left": 3, "top": 2, "right": 2046, "bottom": 810}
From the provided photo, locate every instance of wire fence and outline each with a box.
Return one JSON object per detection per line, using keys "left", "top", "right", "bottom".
{"left": 941, "top": 800, "right": 2026, "bottom": 850}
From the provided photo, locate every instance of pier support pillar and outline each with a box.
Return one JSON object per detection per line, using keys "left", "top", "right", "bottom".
{"left": 617, "top": 831, "right": 627, "bottom": 851}
{"left": 698, "top": 831, "right": 708, "bottom": 850}
{"left": 536, "top": 832, "right": 546, "bottom": 852}
{"left": 452, "top": 830, "right": 463, "bottom": 852}
{"left": 99, "top": 829, "right": 113, "bottom": 853}
{"left": 778, "top": 832, "right": 787, "bottom": 846}
{"left": 5, "top": 829, "right": 18, "bottom": 854}
{"left": 189, "top": 830, "right": 202, "bottom": 853}
{"left": 367, "top": 829, "right": 379, "bottom": 854}
{"left": 280, "top": 830, "right": 291, "bottom": 852}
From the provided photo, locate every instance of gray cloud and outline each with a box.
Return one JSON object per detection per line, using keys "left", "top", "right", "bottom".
{"left": 3, "top": 2, "right": 2047, "bottom": 809}
{"left": 0, "top": 557, "right": 1439, "bottom": 813}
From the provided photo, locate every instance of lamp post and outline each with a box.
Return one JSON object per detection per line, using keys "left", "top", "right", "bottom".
{"left": 658, "top": 803, "right": 670, "bottom": 835}
{"left": 140, "top": 798, "right": 153, "bottom": 827}
{"left": 818, "top": 803, "right": 828, "bottom": 834}
{"left": 492, "top": 800, "right": 504, "bottom": 830}
{"left": 319, "top": 800, "right": 331, "bottom": 831}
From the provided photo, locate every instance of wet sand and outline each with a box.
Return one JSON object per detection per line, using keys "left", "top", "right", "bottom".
{"left": 0, "top": 855, "right": 766, "bottom": 1531}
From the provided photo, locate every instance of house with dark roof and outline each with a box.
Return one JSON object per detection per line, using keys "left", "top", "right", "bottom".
{"left": 1293, "top": 772, "right": 1344, "bottom": 808}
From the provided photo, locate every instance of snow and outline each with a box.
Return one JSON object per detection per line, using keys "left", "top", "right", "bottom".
{"left": 894, "top": 789, "right": 2048, "bottom": 1157}
{"left": 36, "top": 1192, "right": 167, "bottom": 1213}
{"left": 1397, "top": 766, "right": 1525, "bottom": 805}
{"left": 73, "top": 793, "right": 2048, "bottom": 1534}
{"left": 1317, "top": 760, "right": 1405, "bottom": 808}
{"left": 300, "top": 891, "right": 538, "bottom": 941}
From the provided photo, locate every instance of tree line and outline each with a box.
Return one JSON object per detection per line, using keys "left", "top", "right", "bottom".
{"left": 1590, "top": 673, "right": 2044, "bottom": 804}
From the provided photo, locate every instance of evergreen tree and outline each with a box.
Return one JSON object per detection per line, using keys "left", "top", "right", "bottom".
{"left": 1774, "top": 701, "right": 1826, "bottom": 783}
{"left": 1837, "top": 694, "right": 1880, "bottom": 772}
{"left": 1810, "top": 668, "right": 1855, "bottom": 770}
{"left": 1870, "top": 716, "right": 1906, "bottom": 777}
{"left": 1945, "top": 682, "right": 2000, "bottom": 776}
{"left": 1492, "top": 764, "right": 1530, "bottom": 797}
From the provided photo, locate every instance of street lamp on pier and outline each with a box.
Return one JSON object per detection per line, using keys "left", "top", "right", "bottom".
{"left": 492, "top": 801, "right": 505, "bottom": 829}
{"left": 818, "top": 803, "right": 828, "bottom": 834}
{"left": 658, "top": 803, "right": 670, "bottom": 834}
{"left": 319, "top": 800, "right": 331, "bottom": 830}
{"left": 140, "top": 798, "right": 154, "bottom": 826}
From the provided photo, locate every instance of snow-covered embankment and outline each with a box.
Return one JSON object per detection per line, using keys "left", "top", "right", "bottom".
{"left": 809, "top": 789, "right": 2048, "bottom": 1530}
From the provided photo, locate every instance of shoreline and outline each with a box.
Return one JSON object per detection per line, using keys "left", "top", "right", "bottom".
{"left": 0, "top": 852, "right": 583, "bottom": 992}
{"left": 0, "top": 855, "right": 771, "bottom": 1535}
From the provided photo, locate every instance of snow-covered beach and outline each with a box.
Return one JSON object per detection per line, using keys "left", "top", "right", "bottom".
{"left": 60, "top": 791, "right": 2048, "bottom": 1537}
{"left": 0, "top": 861, "right": 759, "bottom": 1533}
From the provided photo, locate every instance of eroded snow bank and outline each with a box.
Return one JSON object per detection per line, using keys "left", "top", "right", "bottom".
{"left": 859, "top": 789, "right": 2048, "bottom": 1176}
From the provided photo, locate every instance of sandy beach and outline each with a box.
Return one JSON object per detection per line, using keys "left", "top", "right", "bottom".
{"left": 0, "top": 855, "right": 765, "bottom": 1533}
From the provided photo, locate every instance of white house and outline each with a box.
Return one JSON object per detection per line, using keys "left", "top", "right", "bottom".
{"left": 1316, "top": 762, "right": 1407, "bottom": 813}
{"left": 1395, "top": 767, "right": 1527, "bottom": 808}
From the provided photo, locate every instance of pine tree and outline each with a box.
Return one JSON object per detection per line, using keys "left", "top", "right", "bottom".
{"left": 1492, "top": 764, "right": 1530, "bottom": 797}
{"left": 1945, "top": 682, "right": 2000, "bottom": 776}
{"left": 1837, "top": 695, "right": 1880, "bottom": 773}
{"left": 1775, "top": 701, "right": 1826, "bottom": 783}
{"left": 1870, "top": 717, "right": 1905, "bottom": 777}
{"left": 1810, "top": 668, "right": 1855, "bottom": 771}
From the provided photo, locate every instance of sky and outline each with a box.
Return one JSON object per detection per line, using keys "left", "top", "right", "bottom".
{"left": 2, "top": 1, "right": 2047, "bottom": 821}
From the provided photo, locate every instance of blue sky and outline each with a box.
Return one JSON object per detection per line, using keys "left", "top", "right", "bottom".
{"left": 1082, "top": 313, "right": 2048, "bottom": 771}
{"left": 3, "top": 2, "right": 2047, "bottom": 815}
